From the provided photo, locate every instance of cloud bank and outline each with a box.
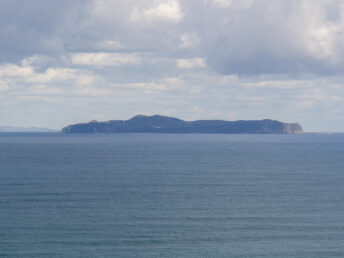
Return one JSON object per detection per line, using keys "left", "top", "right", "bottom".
{"left": 1, "top": 0, "right": 344, "bottom": 131}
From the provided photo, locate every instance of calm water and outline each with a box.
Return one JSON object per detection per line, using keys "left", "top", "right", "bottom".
{"left": 1, "top": 133, "right": 344, "bottom": 257}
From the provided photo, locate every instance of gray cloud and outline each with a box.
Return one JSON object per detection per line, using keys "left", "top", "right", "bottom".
{"left": 0, "top": 0, "right": 90, "bottom": 62}
{"left": 198, "top": 0, "right": 344, "bottom": 76}
{"left": 1, "top": 0, "right": 344, "bottom": 131}
{"left": 2, "top": 0, "right": 344, "bottom": 76}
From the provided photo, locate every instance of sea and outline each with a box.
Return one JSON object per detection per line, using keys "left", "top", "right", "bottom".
{"left": 0, "top": 133, "right": 344, "bottom": 257}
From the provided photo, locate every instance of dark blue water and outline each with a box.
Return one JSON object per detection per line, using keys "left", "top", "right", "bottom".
{"left": 1, "top": 133, "right": 344, "bottom": 257}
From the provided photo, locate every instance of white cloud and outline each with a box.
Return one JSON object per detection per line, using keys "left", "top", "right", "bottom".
{"left": 76, "top": 86, "right": 115, "bottom": 97}
{"left": 0, "top": 59, "right": 95, "bottom": 88}
{"left": 111, "top": 77, "right": 184, "bottom": 93}
{"left": 127, "top": 82, "right": 167, "bottom": 92}
{"left": 180, "top": 32, "right": 200, "bottom": 48}
{"left": 71, "top": 52, "right": 141, "bottom": 66}
{"left": 242, "top": 80, "right": 310, "bottom": 89}
{"left": 0, "top": 63, "right": 34, "bottom": 77}
{"left": 164, "top": 77, "right": 184, "bottom": 85}
{"left": 177, "top": 58, "right": 206, "bottom": 69}
{"left": 27, "top": 68, "right": 80, "bottom": 83}
{"left": 295, "top": 2, "right": 341, "bottom": 63}
{"left": 96, "top": 40, "right": 122, "bottom": 50}
{"left": 0, "top": 81, "right": 8, "bottom": 93}
{"left": 206, "top": 0, "right": 232, "bottom": 8}
{"left": 29, "top": 85, "right": 63, "bottom": 96}
{"left": 131, "top": 0, "right": 184, "bottom": 23}
{"left": 204, "top": 0, "right": 253, "bottom": 8}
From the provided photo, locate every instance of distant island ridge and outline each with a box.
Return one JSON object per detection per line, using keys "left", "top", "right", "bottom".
{"left": 61, "top": 115, "right": 303, "bottom": 134}
{"left": 0, "top": 126, "right": 58, "bottom": 133}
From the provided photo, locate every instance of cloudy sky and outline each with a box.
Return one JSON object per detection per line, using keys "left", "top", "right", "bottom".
{"left": 1, "top": 0, "right": 344, "bottom": 131}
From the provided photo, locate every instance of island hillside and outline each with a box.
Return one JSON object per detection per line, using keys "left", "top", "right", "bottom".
{"left": 61, "top": 115, "right": 303, "bottom": 134}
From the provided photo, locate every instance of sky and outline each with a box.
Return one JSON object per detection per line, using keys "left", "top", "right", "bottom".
{"left": 1, "top": 0, "right": 344, "bottom": 131}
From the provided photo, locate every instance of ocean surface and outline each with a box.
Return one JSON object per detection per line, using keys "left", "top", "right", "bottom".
{"left": 1, "top": 133, "right": 344, "bottom": 257}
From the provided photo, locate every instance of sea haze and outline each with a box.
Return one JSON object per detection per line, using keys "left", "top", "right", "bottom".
{"left": 1, "top": 133, "right": 344, "bottom": 257}
{"left": 0, "top": 126, "right": 58, "bottom": 133}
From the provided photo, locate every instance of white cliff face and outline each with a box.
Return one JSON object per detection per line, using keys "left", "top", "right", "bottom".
{"left": 284, "top": 123, "right": 304, "bottom": 134}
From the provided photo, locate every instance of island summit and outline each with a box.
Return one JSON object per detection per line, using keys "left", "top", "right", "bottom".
{"left": 61, "top": 115, "right": 303, "bottom": 134}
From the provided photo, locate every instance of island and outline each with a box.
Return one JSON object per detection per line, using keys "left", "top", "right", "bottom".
{"left": 61, "top": 115, "right": 303, "bottom": 134}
